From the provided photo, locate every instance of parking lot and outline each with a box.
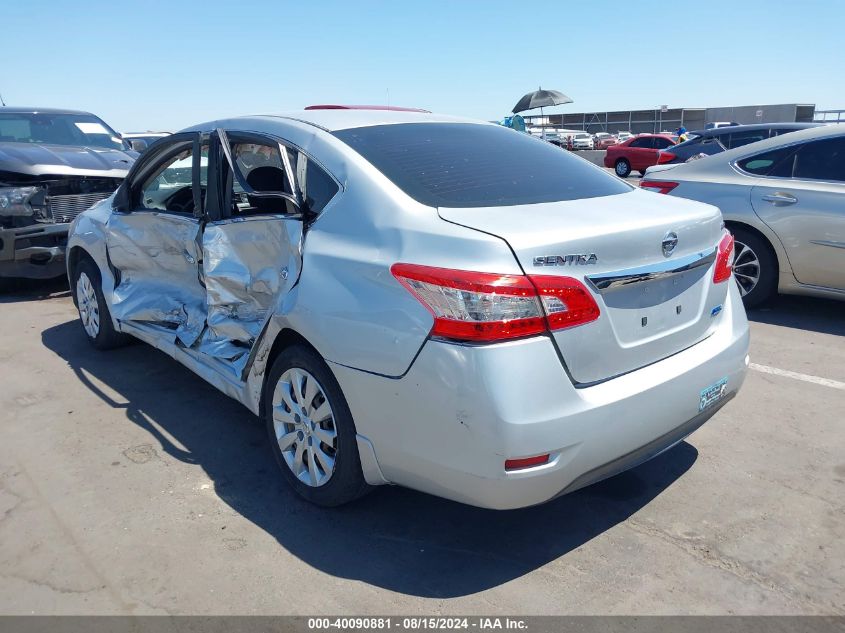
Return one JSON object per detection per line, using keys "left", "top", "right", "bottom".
{"left": 0, "top": 280, "right": 842, "bottom": 615}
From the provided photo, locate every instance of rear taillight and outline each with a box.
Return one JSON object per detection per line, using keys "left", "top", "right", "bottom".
{"left": 390, "top": 263, "right": 600, "bottom": 343}
{"left": 713, "top": 232, "right": 734, "bottom": 284}
{"left": 640, "top": 180, "right": 679, "bottom": 194}
{"left": 530, "top": 275, "right": 601, "bottom": 330}
{"left": 657, "top": 151, "right": 677, "bottom": 164}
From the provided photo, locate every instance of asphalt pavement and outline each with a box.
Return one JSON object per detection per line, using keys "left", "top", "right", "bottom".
{"left": 0, "top": 281, "right": 842, "bottom": 615}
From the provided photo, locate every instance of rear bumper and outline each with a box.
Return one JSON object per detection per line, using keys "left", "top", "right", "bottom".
{"left": 557, "top": 391, "right": 733, "bottom": 497}
{"left": 0, "top": 222, "right": 68, "bottom": 279}
{"left": 333, "top": 282, "right": 750, "bottom": 510}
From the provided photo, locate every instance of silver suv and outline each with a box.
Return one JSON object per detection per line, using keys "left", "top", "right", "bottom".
{"left": 67, "top": 109, "right": 749, "bottom": 509}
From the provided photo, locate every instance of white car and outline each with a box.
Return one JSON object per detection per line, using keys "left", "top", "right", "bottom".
{"left": 571, "top": 132, "right": 595, "bottom": 150}
{"left": 615, "top": 131, "right": 634, "bottom": 143}
{"left": 705, "top": 122, "right": 738, "bottom": 130}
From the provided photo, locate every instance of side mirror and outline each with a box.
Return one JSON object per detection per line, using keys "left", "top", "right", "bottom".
{"left": 113, "top": 182, "right": 131, "bottom": 211}
{"left": 129, "top": 139, "right": 148, "bottom": 152}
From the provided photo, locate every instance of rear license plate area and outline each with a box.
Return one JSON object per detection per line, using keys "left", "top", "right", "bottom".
{"left": 700, "top": 377, "right": 728, "bottom": 411}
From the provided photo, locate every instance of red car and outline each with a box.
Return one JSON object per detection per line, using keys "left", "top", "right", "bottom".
{"left": 603, "top": 134, "right": 676, "bottom": 178}
{"left": 594, "top": 133, "right": 618, "bottom": 150}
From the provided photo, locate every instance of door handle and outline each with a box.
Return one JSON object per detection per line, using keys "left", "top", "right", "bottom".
{"left": 761, "top": 192, "right": 798, "bottom": 205}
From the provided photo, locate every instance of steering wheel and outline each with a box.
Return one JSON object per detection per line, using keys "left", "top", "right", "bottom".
{"left": 165, "top": 187, "right": 194, "bottom": 213}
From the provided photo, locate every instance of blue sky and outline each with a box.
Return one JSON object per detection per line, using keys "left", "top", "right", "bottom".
{"left": 2, "top": 0, "right": 843, "bottom": 132}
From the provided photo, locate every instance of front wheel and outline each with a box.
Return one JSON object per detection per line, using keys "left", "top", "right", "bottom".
{"left": 73, "top": 258, "right": 129, "bottom": 350}
{"left": 729, "top": 227, "right": 778, "bottom": 308}
{"left": 264, "top": 345, "right": 371, "bottom": 506}
{"left": 614, "top": 158, "right": 631, "bottom": 178}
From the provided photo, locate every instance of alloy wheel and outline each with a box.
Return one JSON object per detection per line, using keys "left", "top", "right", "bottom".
{"left": 733, "top": 240, "right": 761, "bottom": 297}
{"left": 272, "top": 368, "right": 338, "bottom": 487}
{"left": 76, "top": 272, "right": 100, "bottom": 338}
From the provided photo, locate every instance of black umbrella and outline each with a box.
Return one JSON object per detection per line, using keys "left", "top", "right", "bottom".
{"left": 513, "top": 87, "right": 573, "bottom": 140}
{"left": 512, "top": 87, "right": 573, "bottom": 114}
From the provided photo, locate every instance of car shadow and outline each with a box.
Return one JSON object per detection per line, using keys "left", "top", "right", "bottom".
{"left": 0, "top": 277, "right": 70, "bottom": 303}
{"left": 746, "top": 294, "right": 844, "bottom": 337}
{"left": 42, "top": 319, "right": 698, "bottom": 598}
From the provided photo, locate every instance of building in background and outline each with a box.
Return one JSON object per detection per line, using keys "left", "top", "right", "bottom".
{"left": 525, "top": 103, "right": 817, "bottom": 134}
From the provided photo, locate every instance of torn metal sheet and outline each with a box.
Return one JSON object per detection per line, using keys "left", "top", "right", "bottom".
{"left": 193, "top": 338, "right": 252, "bottom": 375}
{"left": 199, "top": 216, "right": 302, "bottom": 363}
{"left": 106, "top": 213, "right": 206, "bottom": 346}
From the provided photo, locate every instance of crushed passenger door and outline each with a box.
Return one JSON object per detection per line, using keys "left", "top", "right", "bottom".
{"left": 197, "top": 217, "right": 302, "bottom": 371}
{"left": 194, "top": 129, "right": 305, "bottom": 373}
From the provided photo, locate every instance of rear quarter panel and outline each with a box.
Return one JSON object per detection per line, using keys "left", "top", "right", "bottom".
{"left": 277, "top": 188, "right": 520, "bottom": 378}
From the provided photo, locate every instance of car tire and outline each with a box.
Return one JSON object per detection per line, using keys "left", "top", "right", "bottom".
{"left": 729, "top": 226, "right": 778, "bottom": 308}
{"left": 614, "top": 159, "right": 631, "bottom": 178}
{"left": 73, "top": 258, "right": 129, "bottom": 350}
{"left": 639, "top": 170, "right": 649, "bottom": 176}
{"left": 264, "top": 344, "right": 371, "bottom": 507}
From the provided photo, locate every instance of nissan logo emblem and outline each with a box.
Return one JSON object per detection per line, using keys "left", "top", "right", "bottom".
{"left": 662, "top": 231, "right": 679, "bottom": 257}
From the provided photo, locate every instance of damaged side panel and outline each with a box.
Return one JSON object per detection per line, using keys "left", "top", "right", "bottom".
{"left": 198, "top": 216, "right": 303, "bottom": 373}
{"left": 106, "top": 212, "right": 206, "bottom": 346}
{"left": 92, "top": 120, "right": 335, "bottom": 415}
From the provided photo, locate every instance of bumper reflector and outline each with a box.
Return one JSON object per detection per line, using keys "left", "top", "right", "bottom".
{"left": 505, "top": 454, "right": 550, "bottom": 471}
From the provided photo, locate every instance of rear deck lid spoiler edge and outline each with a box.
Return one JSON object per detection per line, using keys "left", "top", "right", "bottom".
{"left": 586, "top": 248, "right": 717, "bottom": 293}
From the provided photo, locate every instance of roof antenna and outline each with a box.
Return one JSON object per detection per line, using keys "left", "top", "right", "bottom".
{"left": 0, "top": 92, "right": 6, "bottom": 107}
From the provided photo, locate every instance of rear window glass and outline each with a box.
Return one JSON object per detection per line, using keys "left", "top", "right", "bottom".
{"left": 304, "top": 160, "right": 340, "bottom": 212}
{"left": 333, "top": 123, "right": 630, "bottom": 208}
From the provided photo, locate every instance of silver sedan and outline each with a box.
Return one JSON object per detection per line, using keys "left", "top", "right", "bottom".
{"left": 66, "top": 109, "right": 749, "bottom": 509}
{"left": 642, "top": 125, "right": 845, "bottom": 306}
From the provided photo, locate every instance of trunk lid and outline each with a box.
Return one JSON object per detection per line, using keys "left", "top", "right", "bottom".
{"left": 438, "top": 189, "right": 728, "bottom": 384}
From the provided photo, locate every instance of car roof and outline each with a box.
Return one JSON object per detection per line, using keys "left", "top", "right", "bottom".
{"left": 180, "top": 110, "right": 496, "bottom": 139}
{"left": 304, "top": 104, "right": 430, "bottom": 113}
{"left": 0, "top": 106, "right": 97, "bottom": 116}
{"left": 690, "top": 122, "right": 821, "bottom": 137}
{"left": 257, "top": 109, "right": 485, "bottom": 132}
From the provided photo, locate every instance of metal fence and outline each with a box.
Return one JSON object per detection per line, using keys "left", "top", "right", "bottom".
{"left": 813, "top": 109, "right": 845, "bottom": 123}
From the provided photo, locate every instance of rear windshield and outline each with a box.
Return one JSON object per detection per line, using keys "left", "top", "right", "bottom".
{"left": 333, "top": 123, "right": 630, "bottom": 207}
